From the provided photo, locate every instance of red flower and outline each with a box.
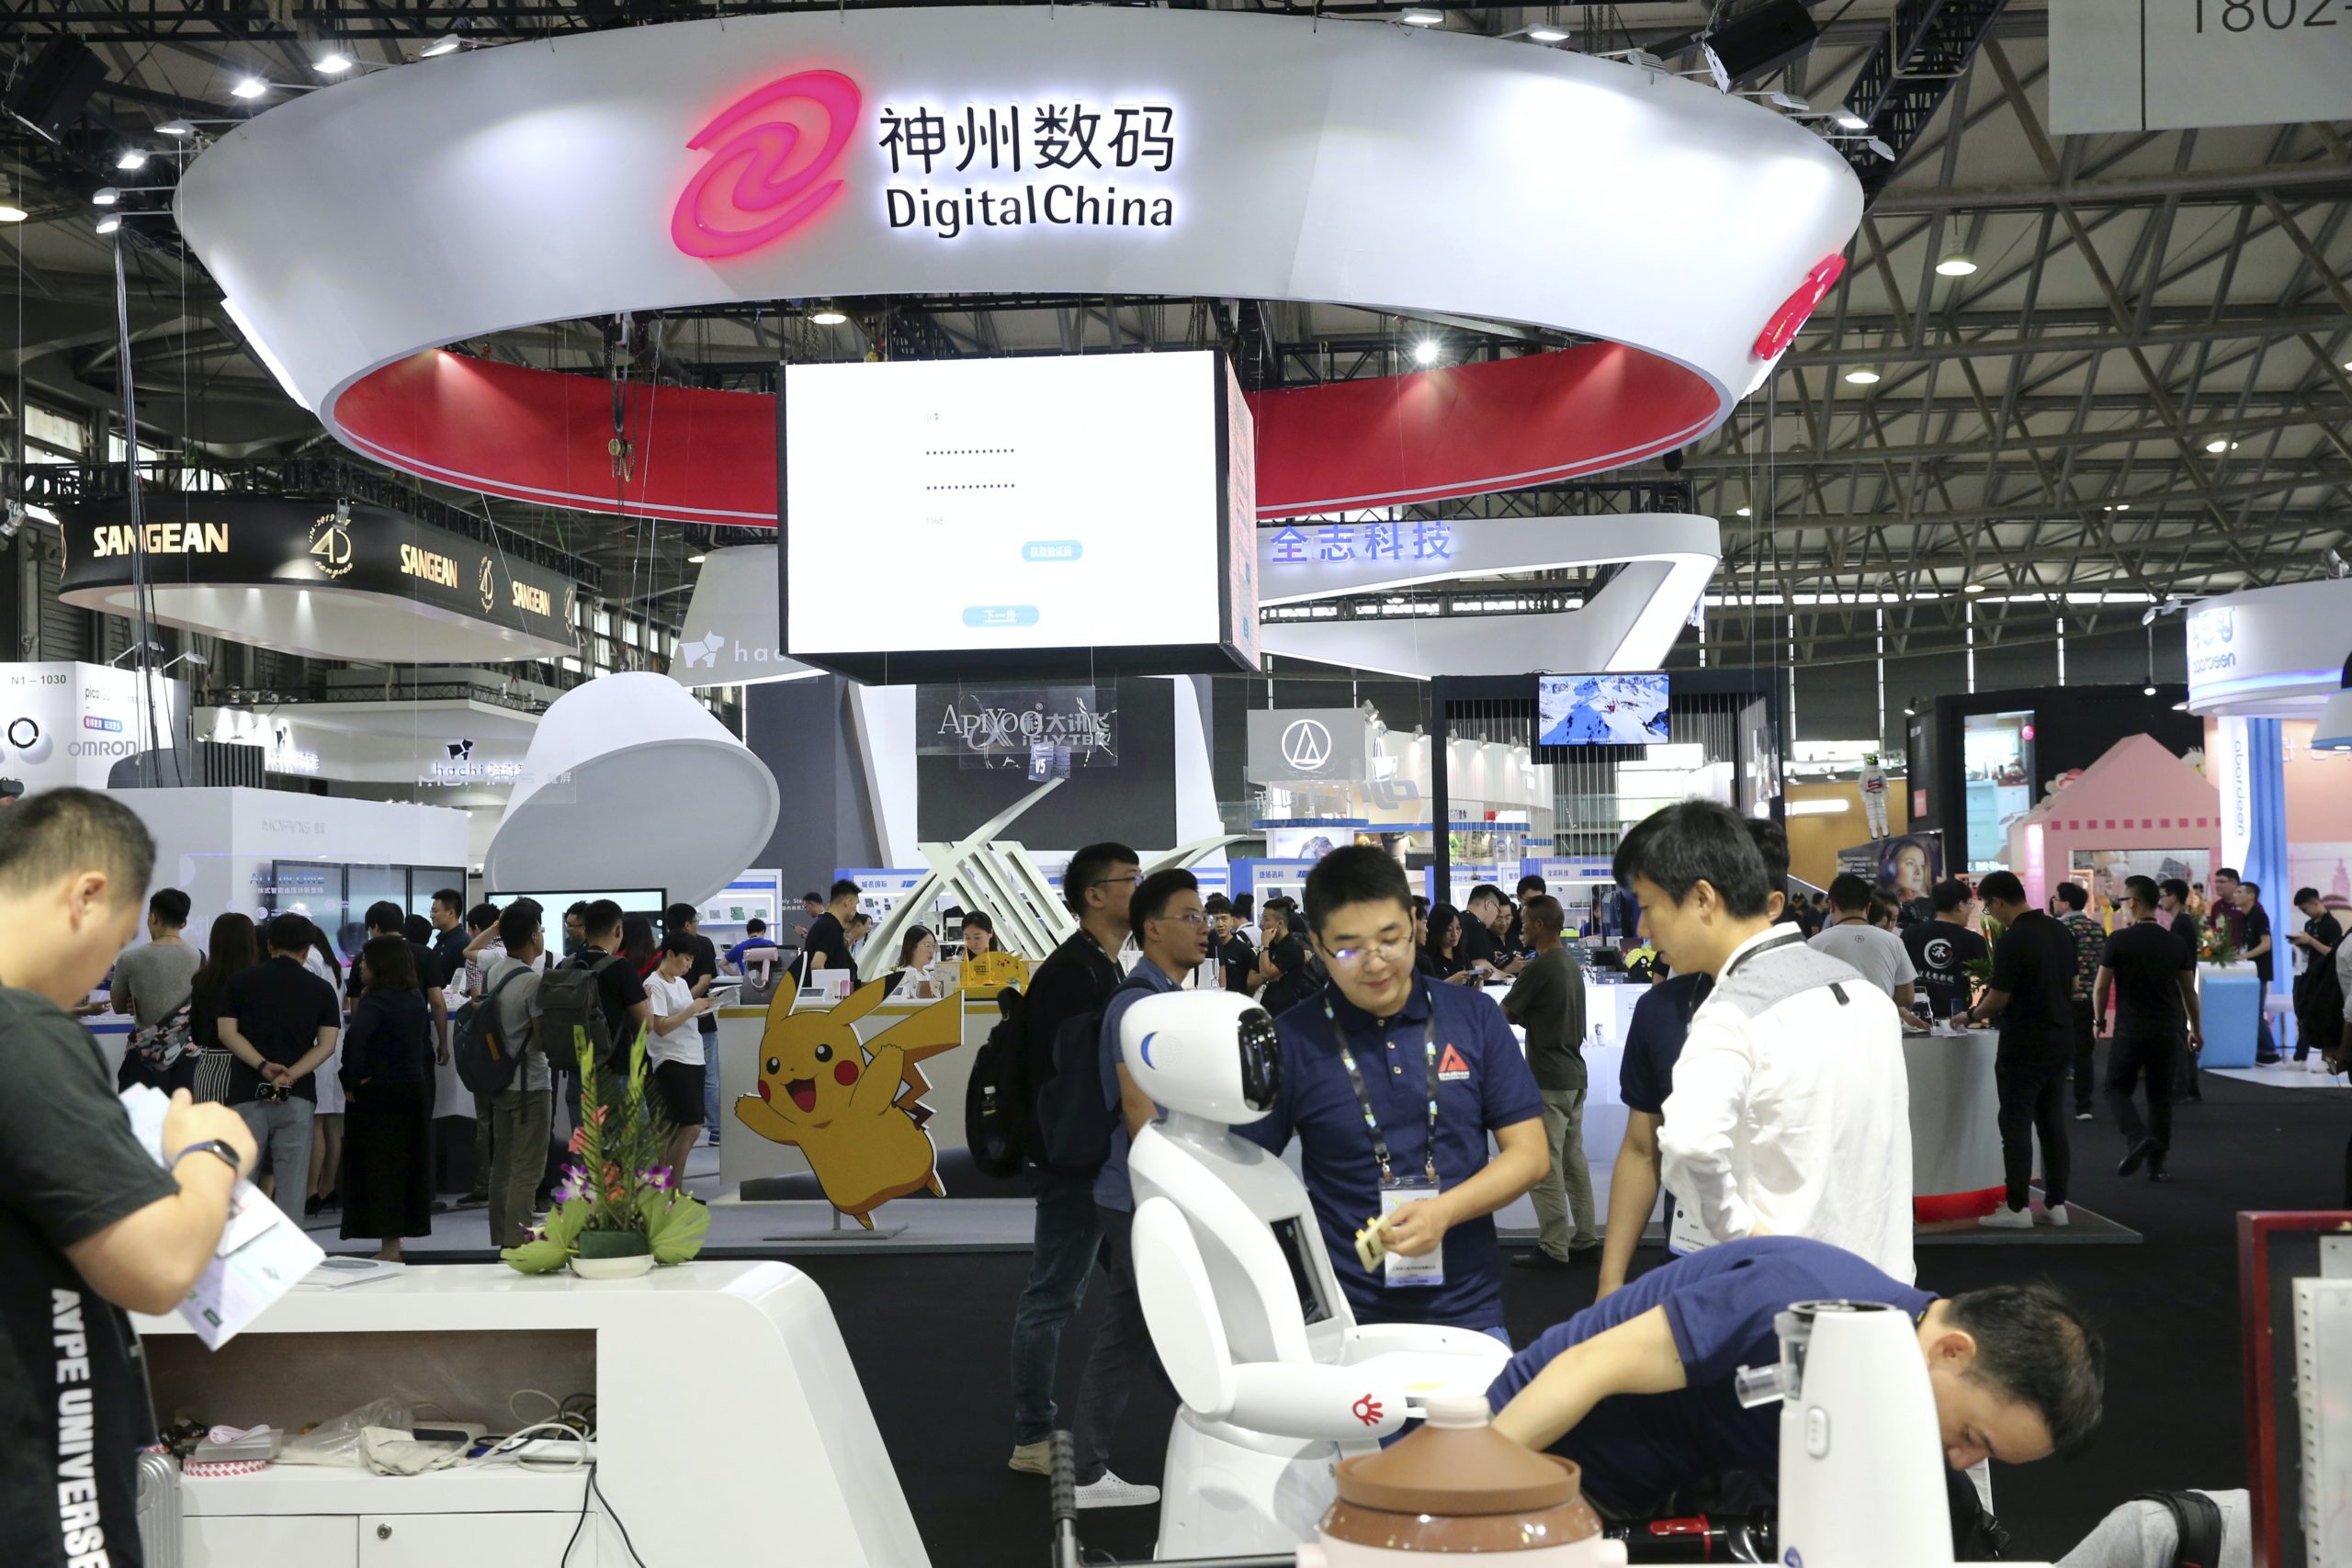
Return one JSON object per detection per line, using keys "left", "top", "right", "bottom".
{"left": 589, "top": 1105, "right": 608, "bottom": 1126}
{"left": 567, "top": 1128, "right": 588, "bottom": 1155}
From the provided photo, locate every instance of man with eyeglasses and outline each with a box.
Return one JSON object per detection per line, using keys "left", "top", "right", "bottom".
{"left": 1007, "top": 841, "right": 1139, "bottom": 1480}
{"left": 1066, "top": 867, "right": 1211, "bottom": 1509}
{"left": 1240, "top": 846, "right": 1547, "bottom": 1343}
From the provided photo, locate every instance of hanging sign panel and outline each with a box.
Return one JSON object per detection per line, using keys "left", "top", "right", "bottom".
{"left": 2051, "top": 0, "right": 2352, "bottom": 132}
{"left": 55, "top": 496, "right": 578, "bottom": 664}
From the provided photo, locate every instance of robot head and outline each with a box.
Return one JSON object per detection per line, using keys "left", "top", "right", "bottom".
{"left": 1119, "top": 989, "right": 1281, "bottom": 1125}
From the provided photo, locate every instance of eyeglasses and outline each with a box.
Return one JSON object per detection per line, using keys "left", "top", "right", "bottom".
{"left": 1090, "top": 872, "right": 1145, "bottom": 889}
{"left": 1326, "top": 937, "right": 1412, "bottom": 969}
{"left": 1153, "top": 910, "right": 1209, "bottom": 927}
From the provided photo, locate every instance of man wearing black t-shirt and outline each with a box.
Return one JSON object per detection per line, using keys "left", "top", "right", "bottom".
{"left": 2288, "top": 888, "right": 2343, "bottom": 1063}
{"left": 1903, "top": 879, "right": 1989, "bottom": 1021}
{"left": 799, "top": 878, "right": 861, "bottom": 984}
{"left": 1967, "top": 871, "right": 2075, "bottom": 1228}
{"left": 2095, "top": 877, "right": 2201, "bottom": 1181}
{"left": 2235, "top": 881, "right": 2278, "bottom": 1063}
{"left": 219, "top": 915, "right": 344, "bottom": 1220}
{"left": 0, "top": 789, "right": 258, "bottom": 1568}
{"left": 573, "top": 899, "right": 652, "bottom": 1050}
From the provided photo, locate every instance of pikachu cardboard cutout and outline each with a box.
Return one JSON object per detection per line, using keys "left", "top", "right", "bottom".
{"left": 735, "top": 977, "right": 965, "bottom": 1227}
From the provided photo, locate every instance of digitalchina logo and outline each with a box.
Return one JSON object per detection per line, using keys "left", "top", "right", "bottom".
{"left": 673, "top": 71, "right": 863, "bottom": 259}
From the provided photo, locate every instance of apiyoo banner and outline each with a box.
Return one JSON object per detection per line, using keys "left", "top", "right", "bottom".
{"left": 55, "top": 496, "right": 577, "bottom": 663}
{"left": 0, "top": 662, "right": 189, "bottom": 795}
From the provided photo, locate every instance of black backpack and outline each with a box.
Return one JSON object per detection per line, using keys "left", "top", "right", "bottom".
{"left": 1033, "top": 973, "right": 1158, "bottom": 1177}
{"left": 533, "top": 953, "right": 619, "bottom": 1073}
{"left": 964, "top": 990, "right": 1027, "bottom": 1179}
{"left": 454, "top": 968, "right": 531, "bottom": 1096}
{"left": 2135, "top": 1490, "right": 2222, "bottom": 1568}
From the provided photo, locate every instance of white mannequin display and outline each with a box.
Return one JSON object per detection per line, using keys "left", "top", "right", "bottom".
{"left": 1860, "top": 753, "right": 1890, "bottom": 840}
{"left": 1121, "top": 989, "right": 1512, "bottom": 1559}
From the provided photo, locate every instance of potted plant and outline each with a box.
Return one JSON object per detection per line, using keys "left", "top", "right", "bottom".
{"left": 502, "top": 1026, "right": 709, "bottom": 1279}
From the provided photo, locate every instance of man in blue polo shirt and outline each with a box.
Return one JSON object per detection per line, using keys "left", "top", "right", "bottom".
{"left": 1241, "top": 846, "right": 1547, "bottom": 1340}
{"left": 1487, "top": 1236, "right": 2106, "bottom": 1522}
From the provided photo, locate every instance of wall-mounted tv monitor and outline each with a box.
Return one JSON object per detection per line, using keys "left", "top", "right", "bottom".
{"left": 1537, "top": 673, "right": 1671, "bottom": 747}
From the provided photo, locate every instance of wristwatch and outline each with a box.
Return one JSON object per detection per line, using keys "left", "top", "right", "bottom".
{"left": 170, "top": 1139, "right": 243, "bottom": 1176}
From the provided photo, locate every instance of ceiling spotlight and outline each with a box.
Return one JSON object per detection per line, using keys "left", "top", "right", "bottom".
{"left": 1527, "top": 24, "right": 1569, "bottom": 41}
{"left": 1412, "top": 339, "right": 1441, "bottom": 366}
{"left": 809, "top": 304, "right": 848, "bottom": 326}
{"left": 1902, "top": 705, "right": 1917, "bottom": 716}
{"left": 687, "top": 553, "right": 708, "bottom": 565}
{"left": 230, "top": 76, "right": 267, "bottom": 99}
{"left": 1735, "top": 506, "right": 1752, "bottom": 517}
{"left": 158, "top": 119, "right": 193, "bottom": 137}
{"left": 92, "top": 186, "right": 119, "bottom": 206}
{"left": 1399, "top": 6, "right": 1446, "bottom": 24}
{"left": 2204, "top": 437, "right": 2235, "bottom": 454}
{"left": 1935, "top": 254, "right": 1977, "bottom": 276}
{"left": 116, "top": 149, "right": 147, "bottom": 171}
{"left": 1864, "top": 136, "right": 1895, "bottom": 161}
{"left": 1844, "top": 368, "right": 1882, "bottom": 385}
{"left": 0, "top": 201, "right": 23, "bottom": 224}
{"left": 1962, "top": 581, "right": 1985, "bottom": 594}
{"left": 1764, "top": 91, "right": 1812, "bottom": 111}
{"left": 2104, "top": 502, "right": 2131, "bottom": 512}
{"left": 314, "top": 51, "right": 354, "bottom": 74}
{"left": 2143, "top": 683, "right": 2158, "bottom": 697}
{"left": 95, "top": 213, "right": 121, "bottom": 235}
{"left": 420, "top": 33, "right": 463, "bottom": 57}
{"left": 1833, "top": 107, "right": 1870, "bottom": 130}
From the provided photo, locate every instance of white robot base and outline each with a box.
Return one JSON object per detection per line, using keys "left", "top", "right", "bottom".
{"left": 1156, "top": 1410, "right": 1339, "bottom": 1560}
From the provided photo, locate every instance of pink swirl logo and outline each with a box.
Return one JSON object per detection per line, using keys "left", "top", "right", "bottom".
{"left": 672, "top": 70, "right": 862, "bottom": 260}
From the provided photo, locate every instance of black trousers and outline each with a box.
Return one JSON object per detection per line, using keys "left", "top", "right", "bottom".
{"left": 2069, "top": 996, "right": 2098, "bottom": 1111}
{"left": 1995, "top": 1053, "right": 2071, "bottom": 1210}
{"left": 2106, "top": 1028, "right": 2179, "bottom": 1160}
{"left": 1071, "top": 1204, "right": 1173, "bottom": 1486}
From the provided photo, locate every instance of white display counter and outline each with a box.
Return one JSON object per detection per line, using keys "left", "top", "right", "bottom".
{"left": 1904, "top": 1028, "right": 2011, "bottom": 1201}
{"left": 135, "top": 1261, "right": 929, "bottom": 1568}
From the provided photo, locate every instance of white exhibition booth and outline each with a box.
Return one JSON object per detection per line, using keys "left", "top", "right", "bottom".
{"left": 122, "top": 5, "right": 1875, "bottom": 1562}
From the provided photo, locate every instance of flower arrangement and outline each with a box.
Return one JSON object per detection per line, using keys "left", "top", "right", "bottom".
{"left": 502, "top": 1025, "right": 709, "bottom": 1275}
{"left": 2199, "top": 926, "right": 2240, "bottom": 965}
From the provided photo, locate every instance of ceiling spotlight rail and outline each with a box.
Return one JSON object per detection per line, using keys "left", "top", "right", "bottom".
{"left": 19, "top": 457, "right": 594, "bottom": 581}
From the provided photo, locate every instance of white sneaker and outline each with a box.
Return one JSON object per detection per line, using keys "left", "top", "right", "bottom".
{"left": 2037, "top": 1203, "right": 2070, "bottom": 1227}
{"left": 1075, "top": 1472, "right": 1161, "bottom": 1509}
{"left": 1978, "top": 1205, "right": 2033, "bottom": 1230}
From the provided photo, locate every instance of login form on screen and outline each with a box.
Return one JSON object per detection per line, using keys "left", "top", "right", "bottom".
{"left": 784, "top": 353, "right": 1224, "bottom": 658}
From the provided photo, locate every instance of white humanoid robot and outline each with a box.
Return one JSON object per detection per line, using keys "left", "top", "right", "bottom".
{"left": 1860, "top": 751, "right": 1891, "bottom": 840}
{"left": 1121, "top": 989, "right": 1514, "bottom": 1560}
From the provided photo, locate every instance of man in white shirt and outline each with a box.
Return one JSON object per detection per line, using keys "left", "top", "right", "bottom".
{"left": 1810, "top": 873, "right": 1921, "bottom": 1013}
{"left": 1625, "top": 801, "right": 1915, "bottom": 1283}
{"left": 646, "top": 933, "right": 716, "bottom": 1178}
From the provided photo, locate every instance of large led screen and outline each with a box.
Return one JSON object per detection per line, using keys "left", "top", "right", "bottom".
{"left": 1537, "top": 673, "right": 1671, "bottom": 747}
{"left": 783, "top": 351, "right": 1255, "bottom": 682}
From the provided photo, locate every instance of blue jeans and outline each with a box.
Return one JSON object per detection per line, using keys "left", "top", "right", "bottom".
{"left": 1009, "top": 1168, "right": 1104, "bottom": 1446}
{"left": 701, "top": 1029, "right": 721, "bottom": 1141}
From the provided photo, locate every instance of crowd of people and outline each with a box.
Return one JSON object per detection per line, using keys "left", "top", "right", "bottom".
{"left": 983, "top": 807, "right": 2198, "bottom": 1553}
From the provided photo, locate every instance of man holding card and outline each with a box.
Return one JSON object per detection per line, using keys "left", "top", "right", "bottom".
{"left": 0, "top": 788, "right": 256, "bottom": 1568}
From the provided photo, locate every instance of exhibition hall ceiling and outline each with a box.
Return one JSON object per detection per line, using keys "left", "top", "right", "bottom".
{"left": 0, "top": 0, "right": 2346, "bottom": 677}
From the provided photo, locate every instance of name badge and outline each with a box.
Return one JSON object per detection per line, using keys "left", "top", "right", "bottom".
{"left": 1377, "top": 1179, "right": 1445, "bottom": 1287}
{"left": 1667, "top": 1190, "right": 1719, "bottom": 1257}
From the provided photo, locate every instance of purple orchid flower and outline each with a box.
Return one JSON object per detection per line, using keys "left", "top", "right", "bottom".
{"left": 639, "top": 1165, "right": 677, "bottom": 1192}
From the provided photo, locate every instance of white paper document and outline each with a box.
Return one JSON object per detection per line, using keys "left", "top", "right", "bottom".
{"left": 119, "top": 1086, "right": 326, "bottom": 1348}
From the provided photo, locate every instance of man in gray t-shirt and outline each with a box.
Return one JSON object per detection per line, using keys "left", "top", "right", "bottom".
{"left": 481, "top": 906, "right": 555, "bottom": 1251}
{"left": 109, "top": 888, "right": 203, "bottom": 1030}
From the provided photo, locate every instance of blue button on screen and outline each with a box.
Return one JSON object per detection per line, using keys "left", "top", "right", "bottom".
{"left": 962, "top": 605, "right": 1042, "bottom": 628}
{"left": 1022, "top": 541, "right": 1083, "bottom": 562}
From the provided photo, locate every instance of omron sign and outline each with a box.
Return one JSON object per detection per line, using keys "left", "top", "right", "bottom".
{"left": 672, "top": 71, "right": 1180, "bottom": 255}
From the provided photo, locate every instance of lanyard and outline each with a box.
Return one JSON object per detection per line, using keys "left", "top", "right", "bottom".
{"left": 1721, "top": 928, "right": 1806, "bottom": 983}
{"left": 1326, "top": 986, "right": 1441, "bottom": 1186}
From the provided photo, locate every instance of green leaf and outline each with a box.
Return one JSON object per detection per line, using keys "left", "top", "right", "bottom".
{"left": 501, "top": 1237, "right": 570, "bottom": 1274}
{"left": 574, "top": 1023, "right": 594, "bottom": 1082}
{"left": 542, "top": 1201, "right": 592, "bottom": 1248}
{"left": 642, "top": 1192, "right": 710, "bottom": 1265}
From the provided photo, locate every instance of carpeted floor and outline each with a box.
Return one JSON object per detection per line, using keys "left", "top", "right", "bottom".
{"left": 784, "top": 1070, "right": 2350, "bottom": 1568}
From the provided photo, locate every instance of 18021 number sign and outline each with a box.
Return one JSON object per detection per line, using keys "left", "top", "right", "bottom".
{"left": 2196, "top": 0, "right": 2338, "bottom": 28}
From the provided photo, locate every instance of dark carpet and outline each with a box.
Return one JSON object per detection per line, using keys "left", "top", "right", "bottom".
{"left": 787, "top": 1071, "right": 2349, "bottom": 1567}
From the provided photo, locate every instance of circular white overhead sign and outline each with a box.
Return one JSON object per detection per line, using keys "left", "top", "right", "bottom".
{"left": 1281, "top": 718, "right": 1334, "bottom": 773}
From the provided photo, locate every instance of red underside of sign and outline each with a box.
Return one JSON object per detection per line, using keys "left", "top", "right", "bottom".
{"left": 332, "top": 340, "right": 1721, "bottom": 527}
